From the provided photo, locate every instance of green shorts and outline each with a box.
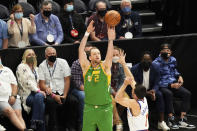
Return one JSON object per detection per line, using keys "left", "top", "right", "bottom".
{"left": 82, "top": 103, "right": 113, "bottom": 131}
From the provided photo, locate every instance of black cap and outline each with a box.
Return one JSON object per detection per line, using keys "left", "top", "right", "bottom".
{"left": 63, "top": 0, "right": 74, "bottom": 5}
{"left": 160, "top": 43, "right": 171, "bottom": 51}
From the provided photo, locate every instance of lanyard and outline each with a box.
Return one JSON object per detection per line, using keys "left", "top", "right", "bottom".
{"left": 32, "top": 68, "right": 37, "bottom": 82}
{"left": 69, "top": 15, "right": 74, "bottom": 29}
{"left": 46, "top": 61, "right": 57, "bottom": 79}
{"left": 16, "top": 20, "right": 23, "bottom": 39}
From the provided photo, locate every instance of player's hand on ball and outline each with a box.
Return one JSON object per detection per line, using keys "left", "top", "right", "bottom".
{"left": 107, "top": 26, "right": 116, "bottom": 40}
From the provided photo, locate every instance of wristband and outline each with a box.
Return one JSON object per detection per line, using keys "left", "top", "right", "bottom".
{"left": 84, "top": 31, "right": 90, "bottom": 37}
{"left": 37, "top": 89, "right": 40, "bottom": 93}
{"left": 10, "top": 21, "right": 14, "bottom": 25}
{"left": 51, "top": 93, "right": 55, "bottom": 98}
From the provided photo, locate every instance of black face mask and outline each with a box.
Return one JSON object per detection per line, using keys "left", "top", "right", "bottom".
{"left": 48, "top": 55, "right": 56, "bottom": 63}
{"left": 140, "top": 61, "right": 151, "bottom": 71}
{"left": 43, "top": 10, "right": 52, "bottom": 17}
{"left": 97, "top": 10, "right": 107, "bottom": 17}
{"left": 161, "top": 52, "right": 169, "bottom": 60}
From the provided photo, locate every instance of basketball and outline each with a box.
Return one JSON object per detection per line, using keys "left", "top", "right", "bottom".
{"left": 105, "top": 10, "right": 121, "bottom": 27}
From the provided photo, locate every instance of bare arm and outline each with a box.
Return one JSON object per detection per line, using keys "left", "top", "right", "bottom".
{"left": 90, "top": 31, "right": 101, "bottom": 41}
{"left": 103, "top": 26, "right": 116, "bottom": 72}
{"left": 118, "top": 51, "right": 136, "bottom": 87}
{"left": 115, "top": 77, "right": 140, "bottom": 116}
{"left": 2, "top": 39, "right": 8, "bottom": 49}
{"left": 79, "top": 21, "right": 95, "bottom": 71}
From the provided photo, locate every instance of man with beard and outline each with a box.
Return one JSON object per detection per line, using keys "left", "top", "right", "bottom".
{"left": 131, "top": 51, "right": 170, "bottom": 131}
{"left": 79, "top": 21, "right": 115, "bottom": 131}
{"left": 87, "top": 1, "right": 108, "bottom": 41}
{"left": 153, "top": 44, "right": 195, "bottom": 130}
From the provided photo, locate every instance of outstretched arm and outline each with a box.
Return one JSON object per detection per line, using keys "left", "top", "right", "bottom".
{"left": 115, "top": 77, "right": 140, "bottom": 116}
{"left": 118, "top": 51, "right": 136, "bottom": 88}
{"left": 103, "top": 26, "right": 116, "bottom": 71}
{"left": 79, "top": 21, "right": 95, "bottom": 70}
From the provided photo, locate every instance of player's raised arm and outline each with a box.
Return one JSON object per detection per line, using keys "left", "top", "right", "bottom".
{"left": 79, "top": 21, "right": 95, "bottom": 70}
{"left": 103, "top": 26, "right": 115, "bottom": 71}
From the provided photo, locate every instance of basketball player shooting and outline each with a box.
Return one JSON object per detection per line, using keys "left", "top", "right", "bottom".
{"left": 115, "top": 51, "right": 149, "bottom": 131}
{"left": 79, "top": 20, "right": 115, "bottom": 131}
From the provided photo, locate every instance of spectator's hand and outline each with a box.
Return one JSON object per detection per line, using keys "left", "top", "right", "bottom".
{"left": 171, "top": 83, "right": 180, "bottom": 89}
{"left": 54, "top": 42, "right": 59, "bottom": 45}
{"left": 74, "top": 40, "right": 80, "bottom": 44}
{"left": 119, "top": 36, "right": 125, "bottom": 39}
{"left": 107, "top": 26, "right": 116, "bottom": 41}
{"left": 147, "top": 90, "right": 156, "bottom": 101}
{"left": 29, "top": 14, "right": 35, "bottom": 21}
{"left": 8, "top": 96, "right": 16, "bottom": 105}
{"left": 10, "top": 14, "right": 14, "bottom": 21}
{"left": 87, "top": 20, "right": 95, "bottom": 33}
{"left": 44, "top": 43, "right": 49, "bottom": 46}
{"left": 46, "top": 88, "right": 52, "bottom": 95}
{"left": 118, "top": 50, "right": 126, "bottom": 65}
{"left": 178, "top": 76, "right": 184, "bottom": 86}
{"left": 54, "top": 95, "right": 62, "bottom": 104}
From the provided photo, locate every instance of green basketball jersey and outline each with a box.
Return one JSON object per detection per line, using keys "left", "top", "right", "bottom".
{"left": 84, "top": 63, "right": 112, "bottom": 105}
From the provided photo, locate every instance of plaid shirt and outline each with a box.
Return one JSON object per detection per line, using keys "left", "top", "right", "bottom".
{"left": 71, "top": 59, "right": 84, "bottom": 90}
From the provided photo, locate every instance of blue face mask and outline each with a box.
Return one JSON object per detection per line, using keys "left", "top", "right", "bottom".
{"left": 122, "top": 6, "right": 131, "bottom": 13}
{"left": 15, "top": 13, "right": 23, "bottom": 19}
{"left": 66, "top": 5, "right": 74, "bottom": 12}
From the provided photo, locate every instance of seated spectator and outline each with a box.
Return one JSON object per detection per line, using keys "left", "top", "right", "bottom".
{"left": 0, "top": 58, "right": 32, "bottom": 131}
{"left": 111, "top": 46, "right": 125, "bottom": 131}
{"left": 115, "top": 52, "right": 149, "bottom": 131}
{"left": 59, "top": 0, "right": 86, "bottom": 44}
{"left": 0, "top": 19, "right": 8, "bottom": 49}
{"left": 7, "top": 4, "right": 36, "bottom": 48}
{"left": 71, "top": 44, "right": 93, "bottom": 131}
{"left": 16, "top": 49, "right": 46, "bottom": 131}
{"left": 153, "top": 43, "right": 196, "bottom": 129}
{"left": 131, "top": 51, "right": 170, "bottom": 131}
{"left": 87, "top": 1, "right": 108, "bottom": 41}
{"left": 116, "top": 0, "right": 142, "bottom": 39}
{"left": 31, "top": 1, "right": 63, "bottom": 46}
{"left": 38, "top": 47, "right": 78, "bottom": 131}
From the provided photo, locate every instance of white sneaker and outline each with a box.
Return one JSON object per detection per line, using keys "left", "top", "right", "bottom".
{"left": 0, "top": 124, "right": 6, "bottom": 131}
{"left": 158, "top": 121, "right": 170, "bottom": 131}
{"left": 116, "top": 124, "right": 123, "bottom": 131}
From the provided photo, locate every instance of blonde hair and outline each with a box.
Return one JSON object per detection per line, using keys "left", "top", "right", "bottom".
{"left": 22, "top": 49, "right": 37, "bottom": 67}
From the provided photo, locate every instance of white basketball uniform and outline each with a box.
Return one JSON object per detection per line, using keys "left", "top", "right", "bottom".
{"left": 127, "top": 97, "right": 149, "bottom": 131}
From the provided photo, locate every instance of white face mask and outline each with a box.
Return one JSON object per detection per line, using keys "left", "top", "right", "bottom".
{"left": 112, "top": 56, "right": 119, "bottom": 63}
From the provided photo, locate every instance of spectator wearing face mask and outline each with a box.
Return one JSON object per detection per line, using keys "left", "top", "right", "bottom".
{"left": 131, "top": 51, "right": 170, "bottom": 131}
{"left": 111, "top": 46, "right": 125, "bottom": 131}
{"left": 116, "top": 0, "right": 142, "bottom": 39}
{"left": 87, "top": 1, "right": 108, "bottom": 41}
{"left": 59, "top": 0, "right": 86, "bottom": 44}
{"left": 153, "top": 44, "right": 195, "bottom": 130}
{"left": 31, "top": 1, "right": 63, "bottom": 46}
{"left": 7, "top": 4, "right": 36, "bottom": 48}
